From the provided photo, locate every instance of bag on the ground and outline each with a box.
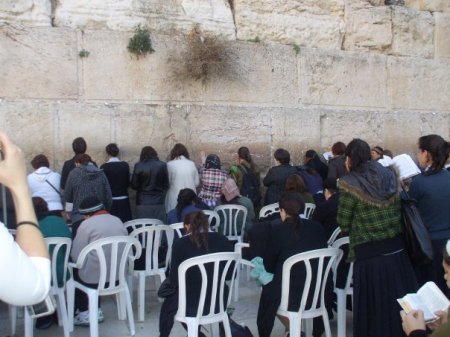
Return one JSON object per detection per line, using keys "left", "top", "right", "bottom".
{"left": 219, "top": 317, "right": 254, "bottom": 337}
{"left": 400, "top": 190, "right": 433, "bottom": 266}
{"left": 238, "top": 165, "right": 261, "bottom": 208}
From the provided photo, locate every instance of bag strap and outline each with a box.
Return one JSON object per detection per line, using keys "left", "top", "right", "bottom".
{"left": 239, "top": 164, "right": 249, "bottom": 175}
{"left": 45, "top": 179, "right": 62, "bottom": 197}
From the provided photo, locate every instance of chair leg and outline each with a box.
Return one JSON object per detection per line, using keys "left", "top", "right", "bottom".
{"left": 221, "top": 316, "right": 232, "bottom": 337}
{"left": 138, "top": 273, "right": 146, "bottom": 322}
{"left": 9, "top": 305, "right": 17, "bottom": 336}
{"left": 234, "top": 264, "right": 240, "bottom": 302}
{"left": 24, "top": 307, "right": 33, "bottom": 337}
{"left": 186, "top": 319, "right": 200, "bottom": 337}
{"left": 289, "top": 315, "right": 302, "bottom": 337}
{"left": 56, "top": 292, "right": 71, "bottom": 337}
{"left": 66, "top": 279, "right": 75, "bottom": 332}
{"left": 304, "top": 318, "right": 313, "bottom": 337}
{"left": 124, "top": 288, "right": 136, "bottom": 336}
{"left": 322, "top": 310, "right": 332, "bottom": 337}
{"left": 87, "top": 291, "right": 99, "bottom": 337}
{"left": 336, "top": 290, "right": 346, "bottom": 337}
{"left": 116, "top": 292, "right": 126, "bottom": 320}
{"left": 127, "top": 274, "right": 134, "bottom": 304}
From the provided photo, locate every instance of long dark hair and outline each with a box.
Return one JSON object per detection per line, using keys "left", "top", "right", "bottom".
{"left": 285, "top": 174, "right": 308, "bottom": 193}
{"left": 238, "top": 147, "right": 255, "bottom": 171}
{"left": 170, "top": 143, "right": 190, "bottom": 160}
{"left": 140, "top": 146, "right": 158, "bottom": 161}
{"left": 345, "top": 139, "right": 371, "bottom": 172}
{"left": 418, "top": 135, "right": 450, "bottom": 175}
{"left": 184, "top": 211, "right": 209, "bottom": 250}
{"left": 279, "top": 192, "right": 304, "bottom": 235}
{"left": 176, "top": 188, "right": 199, "bottom": 220}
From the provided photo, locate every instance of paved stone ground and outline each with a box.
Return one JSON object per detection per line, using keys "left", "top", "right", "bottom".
{"left": 0, "top": 276, "right": 353, "bottom": 337}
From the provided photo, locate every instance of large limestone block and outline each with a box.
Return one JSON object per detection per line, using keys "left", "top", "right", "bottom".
{"left": 300, "top": 49, "right": 387, "bottom": 108}
{"left": 0, "top": 100, "right": 55, "bottom": 166}
{"left": 0, "top": 26, "right": 78, "bottom": 99}
{"left": 343, "top": 5, "right": 392, "bottom": 52}
{"left": 54, "top": 0, "right": 235, "bottom": 38}
{"left": 405, "top": 0, "right": 450, "bottom": 13}
{"left": 319, "top": 109, "right": 383, "bottom": 151}
{"left": 82, "top": 30, "right": 204, "bottom": 101}
{"left": 0, "top": 0, "right": 51, "bottom": 26}
{"left": 435, "top": 13, "right": 450, "bottom": 58}
{"left": 205, "top": 43, "right": 298, "bottom": 105}
{"left": 388, "top": 57, "right": 450, "bottom": 111}
{"left": 389, "top": 7, "right": 434, "bottom": 58}
{"left": 234, "top": 0, "right": 345, "bottom": 49}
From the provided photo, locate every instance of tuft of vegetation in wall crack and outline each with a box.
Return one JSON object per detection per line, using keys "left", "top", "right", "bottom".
{"left": 127, "top": 26, "right": 155, "bottom": 58}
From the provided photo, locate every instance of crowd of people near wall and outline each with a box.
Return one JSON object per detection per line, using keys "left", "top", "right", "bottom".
{"left": 1, "top": 133, "right": 450, "bottom": 337}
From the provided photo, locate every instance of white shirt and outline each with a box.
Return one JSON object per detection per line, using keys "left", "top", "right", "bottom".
{"left": 0, "top": 224, "right": 51, "bottom": 305}
{"left": 27, "top": 167, "right": 63, "bottom": 211}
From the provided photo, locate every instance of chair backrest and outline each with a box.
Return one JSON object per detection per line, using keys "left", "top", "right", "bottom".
{"left": 327, "top": 227, "right": 342, "bottom": 247}
{"left": 279, "top": 248, "right": 342, "bottom": 314}
{"left": 302, "top": 203, "right": 316, "bottom": 219}
{"left": 177, "top": 252, "right": 239, "bottom": 319}
{"left": 45, "top": 237, "right": 72, "bottom": 289}
{"left": 73, "top": 236, "right": 141, "bottom": 294}
{"left": 331, "top": 237, "right": 353, "bottom": 291}
{"left": 129, "top": 225, "right": 174, "bottom": 272}
{"left": 170, "top": 222, "right": 185, "bottom": 239}
{"left": 123, "top": 218, "right": 164, "bottom": 233}
{"left": 214, "top": 205, "right": 248, "bottom": 241}
{"left": 259, "top": 202, "right": 279, "bottom": 219}
{"left": 202, "top": 210, "right": 221, "bottom": 231}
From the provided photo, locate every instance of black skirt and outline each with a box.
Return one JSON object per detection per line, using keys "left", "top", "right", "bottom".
{"left": 353, "top": 249, "right": 417, "bottom": 337}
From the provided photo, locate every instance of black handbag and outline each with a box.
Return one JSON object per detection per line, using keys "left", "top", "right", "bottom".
{"left": 157, "top": 278, "right": 176, "bottom": 298}
{"left": 400, "top": 189, "right": 433, "bottom": 266}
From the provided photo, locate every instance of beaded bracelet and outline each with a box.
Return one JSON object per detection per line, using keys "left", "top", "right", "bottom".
{"left": 16, "top": 221, "right": 40, "bottom": 229}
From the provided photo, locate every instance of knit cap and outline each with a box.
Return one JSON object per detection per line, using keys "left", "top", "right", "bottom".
{"left": 79, "top": 196, "right": 104, "bottom": 214}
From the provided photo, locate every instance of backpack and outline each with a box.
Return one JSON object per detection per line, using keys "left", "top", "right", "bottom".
{"left": 238, "top": 165, "right": 261, "bottom": 208}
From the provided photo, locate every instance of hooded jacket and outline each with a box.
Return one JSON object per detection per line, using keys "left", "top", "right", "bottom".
{"left": 64, "top": 163, "right": 112, "bottom": 224}
{"left": 337, "top": 160, "right": 402, "bottom": 260}
{"left": 27, "top": 167, "right": 63, "bottom": 211}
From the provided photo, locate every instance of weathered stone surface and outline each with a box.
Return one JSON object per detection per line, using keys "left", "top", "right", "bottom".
{"left": 405, "top": 0, "right": 450, "bottom": 13}
{"left": 82, "top": 30, "right": 204, "bottom": 101}
{"left": 343, "top": 5, "right": 392, "bottom": 52}
{"left": 205, "top": 43, "right": 298, "bottom": 105}
{"left": 389, "top": 7, "right": 434, "bottom": 58}
{"left": 0, "top": 26, "right": 78, "bottom": 99}
{"left": 234, "top": 0, "right": 345, "bottom": 49}
{"left": 54, "top": 0, "right": 235, "bottom": 38}
{"left": 300, "top": 48, "right": 387, "bottom": 108}
{"left": 388, "top": 57, "right": 450, "bottom": 111}
{"left": 0, "top": 0, "right": 51, "bottom": 26}
{"left": 435, "top": 13, "right": 450, "bottom": 58}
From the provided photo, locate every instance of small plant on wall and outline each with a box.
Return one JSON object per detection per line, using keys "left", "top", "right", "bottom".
{"left": 79, "top": 49, "right": 90, "bottom": 58}
{"left": 168, "top": 26, "right": 243, "bottom": 85}
{"left": 127, "top": 26, "right": 155, "bottom": 58}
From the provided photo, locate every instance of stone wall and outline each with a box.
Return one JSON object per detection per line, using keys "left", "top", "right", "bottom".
{"left": 0, "top": 0, "right": 449, "bottom": 172}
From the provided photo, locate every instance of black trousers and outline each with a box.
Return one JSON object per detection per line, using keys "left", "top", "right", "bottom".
{"left": 73, "top": 270, "right": 101, "bottom": 312}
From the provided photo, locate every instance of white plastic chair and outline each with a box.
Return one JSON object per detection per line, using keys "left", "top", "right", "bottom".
{"left": 10, "top": 237, "right": 72, "bottom": 337}
{"left": 214, "top": 205, "right": 248, "bottom": 243}
{"left": 327, "top": 227, "right": 342, "bottom": 247}
{"left": 202, "top": 209, "right": 221, "bottom": 231}
{"left": 170, "top": 222, "right": 185, "bottom": 239}
{"left": 258, "top": 202, "right": 279, "bottom": 219}
{"left": 124, "top": 218, "right": 164, "bottom": 233}
{"left": 67, "top": 236, "right": 141, "bottom": 337}
{"left": 233, "top": 243, "right": 254, "bottom": 302}
{"left": 128, "top": 225, "right": 174, "bottom": 321}
{"left": 302, "top": 203, "right": 316, "bottom": 219}
{"left": 175, "top": 252, "right": 240, "bottom": 337}
{"left": 277, "top": 248, "right": 342, "bottom": 337}
{"left": 331, "top": 237, "right": 353, "bottom": 337}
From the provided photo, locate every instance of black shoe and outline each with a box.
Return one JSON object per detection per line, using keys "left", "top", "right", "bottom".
{"left": 35, "top": 312, "right": 56, "bottom": 329}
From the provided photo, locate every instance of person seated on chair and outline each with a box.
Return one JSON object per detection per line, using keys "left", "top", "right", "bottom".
{"left": 312, "top": 178, "right": 341, "bottom": 241}
{"left": 32, "top": 197, "right": 72, "bottom": 329}
{"left": 71, "top": 196, "right": 127, "bottom": 326}
{"left": 166, "top": 188, "right": 209, "bottom": 224}
{"left": 257, "top": 192, "right": 330, "bottom": 337}
{"left": 159, "top": 211, "right": 234, "bottom": 337}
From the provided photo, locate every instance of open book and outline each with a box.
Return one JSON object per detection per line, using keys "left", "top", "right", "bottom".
{"left": 392, "top": 154, "right": 421, "bottom": 180}
{"left": 397, "top": 282, "right": 450, "bottom": 323}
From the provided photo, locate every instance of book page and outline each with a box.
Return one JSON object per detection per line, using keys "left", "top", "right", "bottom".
{"left": 398, "top": 294, "right": 436, "bottom": 322}
{"left": 418, "top": 282, "right": 450, "bottom": 314}
{"left": 392, "top": 154, "right": 421, "bottom": 180}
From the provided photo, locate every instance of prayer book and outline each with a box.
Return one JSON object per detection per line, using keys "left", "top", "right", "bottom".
{"left": 397, "top": 282, "right": 450, "bottom": 323}
{"left": 392, "top": 154, "right": 421, "bottom": 180}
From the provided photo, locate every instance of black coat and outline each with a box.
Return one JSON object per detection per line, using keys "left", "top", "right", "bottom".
{"left": 312, "top": 193, "right": 339, "bottom": 240}
{"left": 130, "top": 159, "right": 169, "bottom": 205}
{"left": 263, "top": 164, "right": 298, "bottom": 205}
{"left": 327, "top": 155, "right": 347, "bottom": 179}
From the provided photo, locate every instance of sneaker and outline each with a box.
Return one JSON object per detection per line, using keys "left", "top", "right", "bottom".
{"left": 73, "top": 309, "right": 105, "bottom": 326}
